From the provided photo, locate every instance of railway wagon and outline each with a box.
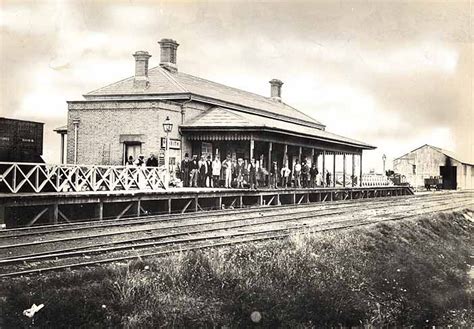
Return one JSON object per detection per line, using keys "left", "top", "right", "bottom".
{"left": 424, "top": 176, "right": 443, "bottom": 190}
{"left": 0, "top": 117, "right": 44, "bottom": 162}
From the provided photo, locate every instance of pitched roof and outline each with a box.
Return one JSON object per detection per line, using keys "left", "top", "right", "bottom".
{"left": 395, "top": 144, "right": 474, "bottom": 165}
{"left": 85, "top": 66, "right": 323, "bottom": 127}
{"left": 181, "top": 107, "right": 375, "bottom": 149}
{"left": 430, "top": 145, "right": 474, "bottom": 165}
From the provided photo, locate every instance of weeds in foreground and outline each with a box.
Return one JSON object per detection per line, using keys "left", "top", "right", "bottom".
{"left": 1, "top": 211, "right": 472, "bottom": 328}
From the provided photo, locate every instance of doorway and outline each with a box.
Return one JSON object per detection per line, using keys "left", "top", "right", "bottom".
{"left": 124, "top": 143, "right": 142, "bottom": 164}
{"left": 440, "top": 166, "right": 457, "bottom": 189}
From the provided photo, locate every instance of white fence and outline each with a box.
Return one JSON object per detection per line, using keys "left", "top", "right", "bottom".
{"left": 0, "top": 162, "right": 166, "bottom": 194}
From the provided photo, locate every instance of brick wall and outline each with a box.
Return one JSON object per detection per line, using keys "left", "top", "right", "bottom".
{"left": 180, "top": 101, "right": 211, "bottom": 158}
{"left": 66, "top": 100, "right": 192, "bottom": 165}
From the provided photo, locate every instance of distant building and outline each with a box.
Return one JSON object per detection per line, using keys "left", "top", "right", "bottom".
{"left": 393, "top": 144, "right": 474, "bottom": 190}
{"left": 0, "top": 117, "right": 44, "bottom": 162}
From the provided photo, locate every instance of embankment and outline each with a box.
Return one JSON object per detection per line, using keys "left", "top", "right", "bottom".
{"left": 1, "top": 210, "right": 472, "bottom": 328}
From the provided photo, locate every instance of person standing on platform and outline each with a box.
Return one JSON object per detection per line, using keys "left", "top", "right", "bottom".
{"left": 281, "top": 162, "right": 291, "bottom": 188}
{"left": 222, "top": 155, "right": 233, "bottom": 188}
{"left": 134, "top": 155, "right": 145, "bottom": 167}
{"left": 212, "top": 155, "right": 221, "bottom": 187}
{"left": 126, "top": 155, "right": 134, "bottom": 166}
{"left": 134, "top": 155, "right": 146, "bottom": 189}
{"left": 326, "top": 170, "right": 331, "bottom": 187}
{"left": 301, "top": 160, "right": 310, "bottom": 188}
{"left": 231, "top": 158, "right": 237, "bottom": 186}
{"left": 206, "top": 156, "right": 213, "bottom": 187}
{"left": 146, "top": 153, "right": 158, "bottom": 167}
{"left": 310, "top": 163, "right": 318, "bottom": 188}
{"left": 236, "top": 158, "right": 245, "bottom": 188}
{"left": 180, "top": 153, "right": 190, "bottom": 187}
{"left": 248, "top": 158, "right": 257, "bottom": 189}
{"left": 243, "top": 159, "right": 249, "bottom": 186}
{"left": 270, "top": 161, "right": 279, "bottom": 188}
{"left": 190, "top": 155, "right": 199, "bottom": 187}
{"left": 316, "top": 170, "right": 322, "bottom": 187}
{"left": 198, "top": 155, "right": 207, "bottom": 187}
{"left": 293, "top": 159, "right": 301, "bottom": 188}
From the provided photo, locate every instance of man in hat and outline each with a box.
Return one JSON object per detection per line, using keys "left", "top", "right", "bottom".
{"left": 146, "top": 153, "right": 158, "bottom": 167}
{"left": 190, "top": 155, "right": 199, "bottom": 187}
{"left": 222, "top": 154, "right": 233, "bottom": 188}
{"left": 212, "top": 155, "right": 221, "bottom": 188}
{"left": 198, "top": 155, "right": 207, "bottom": 187}
{"left": 181, "top": 153, "right": 190, "bottom": 187}
{"left": 206, "top": 155, "right": 213, "bottom": 187}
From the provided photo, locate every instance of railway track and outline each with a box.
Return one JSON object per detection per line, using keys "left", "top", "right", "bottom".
{"left": 0, "top": 191, "right": 472, "bottom": 278}
{"left": 0, "top": 192, "right": 468, "bottom": 256}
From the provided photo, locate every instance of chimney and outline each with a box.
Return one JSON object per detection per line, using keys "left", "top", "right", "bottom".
{"left": 133, "top": 51, "right": 152, "bottom": 89}
{"left": 269, "top": 79, "right": 283, "bottom": 102}
{"left": 158, "top": 38, "right": 179, "bottom": 72}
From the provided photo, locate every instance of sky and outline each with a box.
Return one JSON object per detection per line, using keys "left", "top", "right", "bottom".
{"left": 0, "top": 0, "right": 472, "bottom": 173}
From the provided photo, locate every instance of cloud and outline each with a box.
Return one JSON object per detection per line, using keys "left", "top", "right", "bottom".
{"left": 0, "top": 0, "right": 471, "bottom": 171}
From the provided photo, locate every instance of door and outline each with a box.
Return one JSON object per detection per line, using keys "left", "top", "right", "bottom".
{"left": 124, "top": 143, "right": 142, "bottom": 163}
{"left": 440, "top": 166, "right": 457, "bottom": 189}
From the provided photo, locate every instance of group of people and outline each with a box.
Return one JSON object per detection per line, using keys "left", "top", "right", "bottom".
{"left": 125, "top": 153, "right": 334, "bottom": 189}
{"left": 126, "top": 154, "right": 158, "bottom": 167}
{"left": 180, "top": 153, "right": 247, "bottom": 188}
{"left": 274, "top": 159, "right": 332, "bottom": 189}
{"left": 180, "top": 153, "right": 333, "bottom": 189}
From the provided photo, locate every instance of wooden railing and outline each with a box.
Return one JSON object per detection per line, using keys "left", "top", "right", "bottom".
{"left": 0, "top": 162, "right": 166, "bottom": 194}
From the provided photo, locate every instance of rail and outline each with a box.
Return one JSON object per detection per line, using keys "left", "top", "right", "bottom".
{"left": 0, "top": 162, "right": 166, "bottom": 194}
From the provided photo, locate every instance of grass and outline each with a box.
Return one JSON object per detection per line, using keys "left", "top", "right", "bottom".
{"left": 0, "top": 210, "right": 472, "bottom": 328}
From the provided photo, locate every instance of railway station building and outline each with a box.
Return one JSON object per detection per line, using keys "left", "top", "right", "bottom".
{"left": 393, "top": 144, "right": 474, "bottom": 190}
{"left": 62, "top": 38, "right": 375, "bottom": 186}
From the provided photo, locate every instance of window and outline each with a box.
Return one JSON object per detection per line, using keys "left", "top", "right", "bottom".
{"left": 201, "top": 142, "right": 213, "bottom": 158}
{"left": 412, "top": 164, "right": 416, "bottom": 174}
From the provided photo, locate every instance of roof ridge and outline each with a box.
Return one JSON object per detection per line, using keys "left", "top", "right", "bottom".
{"left": 394, "top": 144, "right": 473, "bottom": 165}
{"left": 395, "top": 144, "right": 431, "bottom": 160}
{"left": 154, "top": 66, "right": 188, "bottom": 93}
{"left": 433, "top": 146, "right": 473, "bottom": 165}
{"left": 177, "top": 71, "right": 272, "bottom": 100}
{"left": 176, "top": 71, "right": 322, "bottom": 125}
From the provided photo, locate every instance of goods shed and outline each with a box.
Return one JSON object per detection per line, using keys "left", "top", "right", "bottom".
{"left": 393, "top": 144, "right": 474, "bottom": 190}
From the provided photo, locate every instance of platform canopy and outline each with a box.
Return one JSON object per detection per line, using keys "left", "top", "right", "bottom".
{"left": 181, "top": 107, "right": 374, "bottom": 154}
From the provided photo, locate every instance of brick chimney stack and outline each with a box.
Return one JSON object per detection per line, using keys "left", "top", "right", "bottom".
{"left": 269, "top": 79, "right": 283, "bottom": 102}
{"left": 133, "top": 51, "right": 151, "bottom": 89}
{"left": 158, "top": 38, "right": 179, "bottom": 72}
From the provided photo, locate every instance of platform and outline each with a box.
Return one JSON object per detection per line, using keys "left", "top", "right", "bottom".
{"left": 0, "top": 186, "right": 414, "bottom": 228}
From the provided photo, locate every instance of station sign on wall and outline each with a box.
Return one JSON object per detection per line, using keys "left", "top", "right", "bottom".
{"left": 160, "top": 138, "right": 181, "bottom": 150}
